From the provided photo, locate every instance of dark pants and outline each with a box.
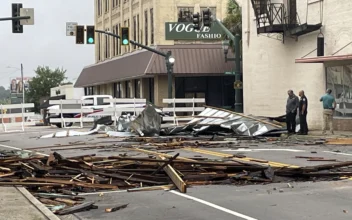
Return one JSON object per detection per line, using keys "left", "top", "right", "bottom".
{"left": 299, "top": 113, "right": 308, "bottom": 134}
{"left": 286, "top": 112, "right": 297, "bottom": 133}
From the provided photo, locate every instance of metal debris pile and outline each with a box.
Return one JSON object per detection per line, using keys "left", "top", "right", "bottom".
{"left": 1, "top": 149, "right": 352, "bottom": 215}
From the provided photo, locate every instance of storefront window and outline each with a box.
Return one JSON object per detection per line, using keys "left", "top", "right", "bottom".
{"left": 326, "top": 65, "right": 352, "bottom": 117}
{"left": 134, "top": 79, "right": 141, "bottom": 98}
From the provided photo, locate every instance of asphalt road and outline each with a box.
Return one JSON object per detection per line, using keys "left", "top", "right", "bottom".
{"left": 0, "top": 126, "right": 352, "bottom": 220}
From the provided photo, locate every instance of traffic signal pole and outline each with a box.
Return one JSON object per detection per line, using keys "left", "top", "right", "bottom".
{"left": 95, "top": 29, "right": 175, "bottom": 99}
{"left": 0, "top": 16, "right": 30, "bottom": 21}
{"left": 213, "top": 18, "right": 243, "bottom": 113}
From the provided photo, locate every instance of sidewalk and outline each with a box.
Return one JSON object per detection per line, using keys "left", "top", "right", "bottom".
{"left": 0, "top": 187, "right": 59, "bottom": 220}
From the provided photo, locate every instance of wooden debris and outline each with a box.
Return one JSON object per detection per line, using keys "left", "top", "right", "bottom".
{"left": 105, "top": 204, "right": 129, "bottom": 213}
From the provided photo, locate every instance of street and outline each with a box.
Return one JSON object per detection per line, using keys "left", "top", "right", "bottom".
{"left": 0, "top": 127, "right": 351, "bottom": 220}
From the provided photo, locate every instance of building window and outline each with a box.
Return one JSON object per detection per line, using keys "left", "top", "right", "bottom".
{"left": 125, "top": 81, "right": 131, "bottom": 98}
{"left": 134, "top": 80, "right": 141, "bottom": 98}
{"left": 118, "top": 24, "right": 121, "bottom": 54}
{"left": 327, "top": 65, "right": 352, "bottom": 118}
{"left": 85, "top": 87, "right": 94, "bottom": 95}
{"left": 150, "top": 8, "right": 154, "bottom": 45}
{"left": 149, "top": 78, "right": 154, "bottom": 103}
{"left": 200, "top": 7, "right": 216, "bottom": 18}
{"left": 112, "top": 26, "right": 116, "bottom": 56}
{"left": 98, "top": 34, "right": 101, "bottom": 61}
{"left": 97, "top": 0, "right": 102, "bottom": 16}
{"left": 144, "top": 10, "right": 148, "bottom": 45}
{"left": 133, "top": 16, "right": 137, "bottom": 49}
{"left": 116, "top": 82, "right": 121, "bottom": 98}
{"left": 128, "top": 19, "right": 130, "bottom": 51}
{"left": 105, "top": 28, "right": 110, "bottom": 59}
{"left": 105, "top": 0, "right": 109, "bottom": 12}
{"left": 178, "top": 7, "right": 194, "bottom": 22}
{"left": 137, "top": 14, "right": 140, "bottom": 43}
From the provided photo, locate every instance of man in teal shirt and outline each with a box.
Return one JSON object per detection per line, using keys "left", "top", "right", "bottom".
{"left": 320, "top": 89, "right": 336, "bottom": 135}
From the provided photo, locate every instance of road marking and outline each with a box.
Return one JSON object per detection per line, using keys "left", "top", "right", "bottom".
{"left": 222, "top": 148, "right": 306, "bottom": 152}
{"left": 323, "top": 151, "right": 352, "bottom": 156}
{"left": 184, "top": 148, "right": 299, "bottom": 168}
{"left": 170, "top": 190, "right": 258, "bottom": 220}
{"left": 0, "top": 144, "right": 49, "bottom": 156}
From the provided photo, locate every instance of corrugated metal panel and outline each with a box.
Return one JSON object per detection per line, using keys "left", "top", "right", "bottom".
{"left": 146, "top": 44, "right": 234, "bottom": 74}
{"left": 74, "top": 49, "right": 154, "bottom": 87}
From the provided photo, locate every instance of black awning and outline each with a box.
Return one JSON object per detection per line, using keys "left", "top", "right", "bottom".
{"left": 39, "top": 95, "right": 66, "bottom": 109}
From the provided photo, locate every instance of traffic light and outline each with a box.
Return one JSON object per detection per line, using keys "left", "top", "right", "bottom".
{"left": 86, "top": 25, "right": 95, "bottom": 44}
{"left": 121, "top": 27, "right": 129, "bottom": 45}
{"left": 12, "top": 3, "right": 23, "bottom": 33}
{"left": 76, "top": 25, "right": 84, "bottom": 44}
{"left": 192, "top": 12, "right": 200, "bottom": 30}
{"left": 203, "top": 8, "right": 211, "bottom": 27}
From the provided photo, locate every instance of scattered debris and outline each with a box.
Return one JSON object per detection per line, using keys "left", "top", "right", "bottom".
{"left": 105, "top": 204, "right": 129, "bottom": 213}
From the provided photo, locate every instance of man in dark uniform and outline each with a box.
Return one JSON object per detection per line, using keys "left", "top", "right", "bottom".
{"left": 286, "top": 90, "right": 299, "bottom": 134}
{"left": 298, "top": 90, "right": 308, "bottom": 135}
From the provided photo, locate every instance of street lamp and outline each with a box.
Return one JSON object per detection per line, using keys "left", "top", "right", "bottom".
{"left": 222, "top": 40, "right": 230, "bottom": 56}
{"left": 165, "top": 51, "right": 175, "bottom": 99}
{"left": 7, "top": 64, "right": 24, "bottom": 104}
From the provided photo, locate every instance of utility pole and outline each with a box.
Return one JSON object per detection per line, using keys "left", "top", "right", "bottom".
{"left": 213, "top": 18, "right": 243, "bottom": 113}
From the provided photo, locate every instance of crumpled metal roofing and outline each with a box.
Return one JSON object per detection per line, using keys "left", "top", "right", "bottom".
{"left": 181, "top": 107, "right": 283, "bottom": 136}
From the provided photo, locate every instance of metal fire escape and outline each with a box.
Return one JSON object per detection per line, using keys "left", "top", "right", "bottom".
{"left": 251, "top": 0, "right": 322, "bottom": 43}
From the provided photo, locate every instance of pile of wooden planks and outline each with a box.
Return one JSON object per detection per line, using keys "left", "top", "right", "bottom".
{"left": 0, "top": 150, "right": 352, "bottom": 215}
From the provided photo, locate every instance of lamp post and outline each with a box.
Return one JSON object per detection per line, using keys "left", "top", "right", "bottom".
{"left": 222, "top": 40, "right": 230, "bottom": 62}
{"left": 165, "top": 51, "right": 175, "bottom": 99}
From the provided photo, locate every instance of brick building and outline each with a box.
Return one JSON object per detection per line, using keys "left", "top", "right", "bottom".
{"left": 75, "top": 0, "right": 237, "bottom": 108}
{"left": 242, "top": 0, "right": 352, "bottom": 130}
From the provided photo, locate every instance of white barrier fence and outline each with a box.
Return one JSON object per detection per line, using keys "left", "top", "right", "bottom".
{"left": 0, "top": 103, "right": 35, "bottom": 132}
{"left": 162, "top": 98, "right": 206, "bottom": 125}
{"left": 103, "top": 98, "right": 146, "bottom": 125}
{"left": 49, "top": 99, "right": 94, "bottom": 128}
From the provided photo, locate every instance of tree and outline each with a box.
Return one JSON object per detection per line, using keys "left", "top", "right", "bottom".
{"left": 222, "top": 0, "right": 242, "bottom": 48}
{"left": 0, "top": 86, "right": 11, "bottom": 104}
{"left": 26, "top": 66, "right": 67, "bottom": 112}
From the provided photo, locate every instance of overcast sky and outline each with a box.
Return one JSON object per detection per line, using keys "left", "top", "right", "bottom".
{"left": 0, "top": 0, "right": 94, "bottom": 88}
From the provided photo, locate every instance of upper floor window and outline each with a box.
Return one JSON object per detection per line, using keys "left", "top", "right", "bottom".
{"left": 178, "top": 7, "right": 194, "bottom": 22}
{"left": 105, "top": 0, "right": 109, "bottom": 12}
{"left": 137, "top": 14, "right": 140, "bottom": 43}
{"left": 98, "top": 34, "right": 101, "bottom": 61}
{"left": 150, "top": 8, "right": 154, "bottom": 45}
{"left": 200, "top": 7, "right": 216, "bottom": 18}
{"left": 133, "top": 16, "right": 137, "bottom": 49}
{"left": 97, "top": 0, "right": 102, "bottom": 16}
{"left": 144, "top": 10, "right": 148, "bottom": 45}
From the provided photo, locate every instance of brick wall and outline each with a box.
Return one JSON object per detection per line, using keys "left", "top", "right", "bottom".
{"left": 333, "top": 118, "right": 352, "bottom": 131}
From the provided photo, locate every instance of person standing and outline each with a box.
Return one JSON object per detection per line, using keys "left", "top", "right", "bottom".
{"left": 286, "top": 90, "right": 299, "bottom": 134}
{"left": 320, "top": 88, "right": 336, "bottom": 135}
{"left": 298, "top": 90, "right": 308, "bottom": 135}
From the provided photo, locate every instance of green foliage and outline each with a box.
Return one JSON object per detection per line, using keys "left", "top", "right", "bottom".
{"left": 26, "top": 66, "right": 67, "bottom": 111}
{"left": 0, "top": 86, "right": 10, "bottom": 104}
{"left": 223, "top": 0, "right": 242, "bottom": 48}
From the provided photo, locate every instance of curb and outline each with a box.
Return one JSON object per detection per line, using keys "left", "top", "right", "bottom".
{"left": 16, "top": 186, "right": 61, "bottom": 220}
{"left": 16, "top": 187, "right": 81, "bottom": 220}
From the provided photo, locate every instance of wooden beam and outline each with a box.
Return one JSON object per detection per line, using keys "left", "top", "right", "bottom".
{"left": 158, "top": 155, "right": 187, "bottom": 193}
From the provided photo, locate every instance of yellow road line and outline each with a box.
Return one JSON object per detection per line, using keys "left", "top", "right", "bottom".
{"left": 184, "top": 148, "right": 299, "bottom": 168}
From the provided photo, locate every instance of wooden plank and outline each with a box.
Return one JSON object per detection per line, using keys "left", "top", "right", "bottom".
{"left": 158, "top": 155, "right": 187, "bottom": 193}
{"left": 103, "top": 98, "right": 146, "bottom": 103}
{"left": 48, "top": 109, "right": 93, "bottom": 114}
{"left": 105, "top": 204, "right": 129, "bottom": 213}
{"left": 163, "top": 107, "right": 205, "bottom": 112}
{"left": 163, "top": 98, "right": 205, "bottom": 104}
{"left": 49, "top": 99, "right": 93, "bottom": 105}
{"left": 0, "top": 103, "right": 34, "bottom": 109}
{"left": 0, "top": 112, "right": 34, "bottom": 118}
{"left": 25, "top": 177, "right": 118, "bottom": 189}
